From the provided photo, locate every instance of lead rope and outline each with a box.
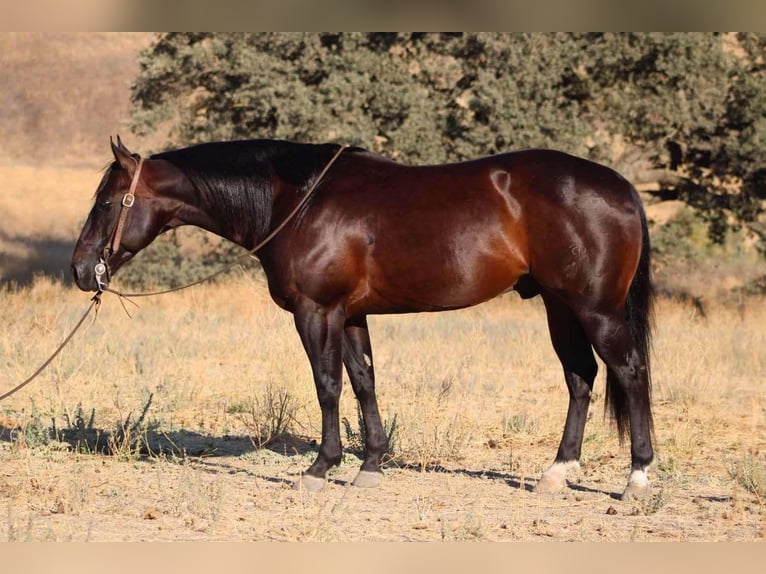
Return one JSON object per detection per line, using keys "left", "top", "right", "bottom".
{"left": 0, "top": 294, "right": 101, "bottom": 401}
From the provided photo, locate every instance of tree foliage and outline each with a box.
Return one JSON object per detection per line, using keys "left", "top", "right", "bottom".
{"left": 130, "top": 32, "right": 766, "bottom": 247}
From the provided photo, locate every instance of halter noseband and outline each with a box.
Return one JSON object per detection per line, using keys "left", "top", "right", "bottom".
{"left": 95, "top": 157, "right": 144, "bottom": 291}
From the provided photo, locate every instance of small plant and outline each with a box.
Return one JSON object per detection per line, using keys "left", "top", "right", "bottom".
{"left": 109, "top": 393, "right": 155, "bottom": 460}
{"left": 727, "top": 454, "right": 766, "bottom": 503}
{"left": 227, "top": 384, "right": 299, "bottom": 448}
{"left": 342, "top": 403, "right": 399, "bottom": 459}
{"left": 50, "top": 394, "right": 155, "bottom": 458}
{"left": 400, "top": 413, "right": 472, "bottom": 471}
{"left": 53, "top": 404, "right": 102, "bottom": 454}
{"left": 12, "top": 409, "right": 52, "bottom": 449}
{"left": 502, "top": 412, "right": 538, "bottom": 436}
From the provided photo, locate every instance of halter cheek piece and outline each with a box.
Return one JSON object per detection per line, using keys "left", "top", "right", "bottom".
{"left": 95, "top": 157, "right": 144, "bottom": 291}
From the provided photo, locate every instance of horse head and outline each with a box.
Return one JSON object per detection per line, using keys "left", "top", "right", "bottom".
{"left": 71, "top": 138, "right": 190, "bottom": 291}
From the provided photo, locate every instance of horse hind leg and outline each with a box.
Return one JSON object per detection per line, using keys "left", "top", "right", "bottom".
{"left": 535, "top": 293, "right": 598, "bottom": 494}
{"left": 342, "top": 316, "right": 388, "bottom": 488}
{"left": 577, "top": 308, "right": 654, "bottom": 501}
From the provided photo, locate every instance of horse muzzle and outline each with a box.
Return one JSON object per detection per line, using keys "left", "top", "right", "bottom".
{"left": 71, "top": 259, "right": 102, "bottom": 292}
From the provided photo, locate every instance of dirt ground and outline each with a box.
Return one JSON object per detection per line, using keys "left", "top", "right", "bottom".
{"left": 0, "top": 421, "right": 763, "bottom": 542}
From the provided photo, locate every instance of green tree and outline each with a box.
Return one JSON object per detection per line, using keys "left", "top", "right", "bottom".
{"left": 130, "top": 32, "right": 766, "bottom": 249}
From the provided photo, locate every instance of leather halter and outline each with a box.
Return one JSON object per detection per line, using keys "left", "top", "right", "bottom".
{"left": 95, "top": 157, "right": 144, "bottom": 291}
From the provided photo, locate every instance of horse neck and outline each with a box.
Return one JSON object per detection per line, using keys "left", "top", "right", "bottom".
{"left": 159, "top": 140, "right": 338, "bottom": 250}
{"left": 186, "top": 176, "right": 274, "bottom": 251}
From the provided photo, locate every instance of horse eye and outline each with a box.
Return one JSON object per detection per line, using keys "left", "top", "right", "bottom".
{"left": 98, "top": 199, "right": 113, "bottom": 211}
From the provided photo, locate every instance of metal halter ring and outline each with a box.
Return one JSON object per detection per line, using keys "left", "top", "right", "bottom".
{"left": 94, "top": 260, "right": 108, "bottom": 291}
{"left": 122, "top": 193, "right": 135, "bottom": 207}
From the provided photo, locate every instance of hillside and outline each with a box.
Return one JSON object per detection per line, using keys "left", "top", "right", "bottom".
{"left": 0, "top": 33, "right": 154, "bottom": 168}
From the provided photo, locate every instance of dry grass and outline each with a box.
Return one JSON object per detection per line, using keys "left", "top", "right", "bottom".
{"left": 0, "top": 162, "right": 106, "bottom": 286}
{"left": 0, "top": 276, "right": 764, "bottom": 541}
{"left": 0, "top": 163, "right": 102, "bottom": 237}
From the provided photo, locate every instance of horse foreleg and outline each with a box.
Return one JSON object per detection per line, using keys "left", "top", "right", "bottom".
{"left": 292, "top": 302, "right": 345, "bottom": 492}
{"left": 342, "top": 316, "right": 387, "bottom": 488}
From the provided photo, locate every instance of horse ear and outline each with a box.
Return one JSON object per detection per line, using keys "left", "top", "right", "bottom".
{"left": 116, "top": 134, "right": 130, "bottom": 153}
{"left": 110, "top": 135, "right": 138, "bottom": 173}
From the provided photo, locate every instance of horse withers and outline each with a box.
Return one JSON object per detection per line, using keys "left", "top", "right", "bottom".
{"left": 72, "top": 138, "right": 655, "bottom": 500}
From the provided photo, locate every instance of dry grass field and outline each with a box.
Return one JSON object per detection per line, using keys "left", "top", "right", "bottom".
{"left": 1, "top": 32, "right": 765, "bottom": 542}
{"left": 0, "top": 275, "right": 765, "bottom": 541}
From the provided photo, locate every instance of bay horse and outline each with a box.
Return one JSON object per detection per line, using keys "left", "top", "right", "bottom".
{"left": 71, "top": 138, "right": 655, "bottom": 500}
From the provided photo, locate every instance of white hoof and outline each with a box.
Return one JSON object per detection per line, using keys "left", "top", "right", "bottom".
{"left": 535, "top": 473, "right": 566, "bottom": 494}
{"left": 352, "top": 470, "right": 383, "bottom": 488}
{"left": 535, "top": 461, "right": 579, "bottom": 494}
{"left": 621, "top": 468, "right": 650, "bottom": 501}
{"left": 292, "top": 474, "right": 327, "bottom": 492}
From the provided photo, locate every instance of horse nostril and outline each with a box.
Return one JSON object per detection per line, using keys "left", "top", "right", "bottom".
{"left": 71, "top": 263, "right": 90, "bottom": 289}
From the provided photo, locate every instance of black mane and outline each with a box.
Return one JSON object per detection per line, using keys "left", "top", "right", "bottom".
{"left": 151, "top": 139, "right": 356, "bottom": 242}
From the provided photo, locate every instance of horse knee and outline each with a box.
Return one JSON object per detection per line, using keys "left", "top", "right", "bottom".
{"left": 315, "top": 378, "right": 342, "bottom": 406}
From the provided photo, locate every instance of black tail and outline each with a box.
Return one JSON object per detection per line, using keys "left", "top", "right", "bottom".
{"left": 605, "top": 205, "right": 655, "bottom": 444}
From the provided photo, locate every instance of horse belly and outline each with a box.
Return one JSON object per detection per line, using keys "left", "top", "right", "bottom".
{"left": 362, "top": 228, "right": 526, "bottom": 313}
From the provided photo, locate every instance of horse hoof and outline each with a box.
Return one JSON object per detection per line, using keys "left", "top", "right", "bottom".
{"left": 621, "top": 482, "right": 650, "bottom": 501}
{"left": 352, "top": 470, "right": 383, "bottom": 488}
{"left": 534, "top": 474, "right": 565, "bottom": 494}
{"left": 621, "top": 468, "right": 650, "bottom": 501}
{"left": 535, "top": 461, "right": 579, "bottom": 494}
{"left": 292, "top": 474, "right": 327, "bottom": 492}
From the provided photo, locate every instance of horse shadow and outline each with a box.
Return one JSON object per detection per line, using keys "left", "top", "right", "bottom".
{"left": 386, "top": 461, "right": 626, "bottom": 499}
{"left": 0, "top": 422, "right": 314, "bottom": 461}
{"left": 0, "top": 423, "right": 627, "bottom": 497}
{"left": 0, "top": 231, "right": 75, "bottom": 287}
